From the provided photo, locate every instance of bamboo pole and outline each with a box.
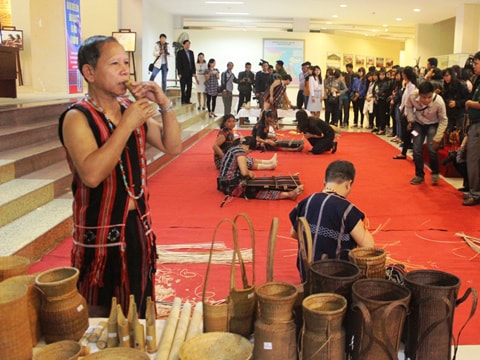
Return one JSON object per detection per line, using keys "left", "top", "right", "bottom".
{"left": 168, "top": 301, "right": 192, "bottom": 360}
{"left": 185, "top": 302, "right": 203, "bottom": 340}
{"left": 155, "top": 297, "right": 181, "bottom": 360}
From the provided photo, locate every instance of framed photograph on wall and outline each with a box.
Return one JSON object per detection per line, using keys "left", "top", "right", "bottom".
{"left": 355, "top": 55, "right": 365, "bottom": 68}
{"left": 343, "top": 53, "right": 353, "bottom": 66}
{"left": 366, "top": 56, "right": 375, "bottom": 68}
{"left": 263, "top": 38, "right": 304, "bottom": 85}
{"left": 112, "top": 30, "right": 136, "bottom": 52}
{"left": 0, "top": 28, "right": 24, "bottom": 50}
{"left": 376, "top": 57, "right": 385, "bottom": 68}
{"left": 385, "top": 58, "right": 394, "bottom": 68}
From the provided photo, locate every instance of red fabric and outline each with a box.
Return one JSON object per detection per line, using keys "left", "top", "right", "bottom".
{"left": 30, "top": 130, "right": 480, "bottom": 344}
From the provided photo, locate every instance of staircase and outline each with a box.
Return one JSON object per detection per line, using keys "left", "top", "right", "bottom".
{"left": 0, "top": 91, "right": 219, "bottom": 260}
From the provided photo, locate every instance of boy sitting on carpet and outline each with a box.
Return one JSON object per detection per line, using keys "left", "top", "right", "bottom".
{"left": 217, "top": 136, "right": 303, "bottom": 201}
{"left": 289, "top": 160, "right": 374, "bottom": 281}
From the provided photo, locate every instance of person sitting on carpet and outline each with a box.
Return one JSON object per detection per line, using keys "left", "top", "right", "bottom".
{"left": 217, "top": 136, "right": 303, "bottom": 200}
{"left": 58, "top": 35, "right": 182, "bottom": 317}
{"left": 213, "top": 114, "right": 278, "bottom": 169}
{"left": 295, "top": 109, "right": 339, "bottom": 154}
{"left": 252, "top": 110, "right": 304, "bottom": 152}
{"left": 289, "top": 160, "right": 374, "bottom": 281}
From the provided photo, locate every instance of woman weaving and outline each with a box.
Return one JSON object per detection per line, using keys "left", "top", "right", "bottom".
{"left": 252, "top": 110, "right": 304, "bottom": 152}
{"left": 213, "top": 113, "right": 278, "bottom": 169}
{"left": 217, "top": 136, "right": 303, "bottom": 201}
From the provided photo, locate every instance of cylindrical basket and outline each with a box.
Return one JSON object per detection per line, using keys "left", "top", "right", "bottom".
{"left": 348, "top": 248, "right": 386, "bottom": 279}
{"left": 301, "top": 293, "right": 347, "bottom": 360}
{"left": 253, "top": 318, "right": 296, "bottom": 360}
{"left": 308, "top": 259, "right": 361, "bottom": 301}
{"left": 255, "top": 281, "right": 298, "bottom": 324}
{"left": 404, "top": 270, "right": 461, "bottom": 360}
{"left": 0, "top": 282, "right": 33, "bottom": 360}
{"left": 3, "top": 274, "right": 42, "bottom": 345}
{"left": 350, "top": 279, "right": 411, "bottom": 360}
{"left": 33, "top": 340, "right": 81, "bottom": 360}
{"left": 0, "top": 255, "right": 30, "bottom": 281}
{"left": 35, "top": 267, "right": 89, "bottom": 343}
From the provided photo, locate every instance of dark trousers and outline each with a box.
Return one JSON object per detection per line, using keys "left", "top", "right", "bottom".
{"left": 375, "top": 99, "right": 388, "bottom": 131}
{"left": 237, "top": 91, "right": 252, "bottom": 113}
{"left": 325, "top": 100, "right": 339, "bottom": 125}
{"left": 353, "top": 98, "right": 365, "bottom": 126}
{"left": 206, "top": 94, "right": 217, "bottom": 113}
{"left": 296, "top": 90, "right": 305, "bottom": 108}
{"left": 180, "top": 74, "right": 193, "bottom": 103}
{"left": 412, "top": 122, "right": 440, "bottom": 177}
{"left": 309, "top": 134, "right": 335, "bottom": 154}
{"left": 339, "top": 98, "right": 350, "bottom": 126}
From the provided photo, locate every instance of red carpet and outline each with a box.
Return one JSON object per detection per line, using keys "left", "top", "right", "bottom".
{"left": 30, "top": 130, "right": 480, "bottom": 344}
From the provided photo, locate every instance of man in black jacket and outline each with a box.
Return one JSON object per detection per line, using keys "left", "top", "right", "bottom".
{"left": 175, "top": 40, "right": 196, "bottom": 104}
{"left": 237, "top": 62, "right": 255, "bottom": 113}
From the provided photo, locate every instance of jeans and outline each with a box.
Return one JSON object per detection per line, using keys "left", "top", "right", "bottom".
{"left": 412, "top": 122, "right": 439, "bottom": 178}
{"left": 353, "top": 98, "right": 365, "bottom": 126}
{"left": 237, "top": 91, "right": 252, "bottom": 113}
{"left": 149, "top": 64, "right": 168, "bottom": 91}
{"left": 339, "top": 98, "right": 350, "bottom": 126}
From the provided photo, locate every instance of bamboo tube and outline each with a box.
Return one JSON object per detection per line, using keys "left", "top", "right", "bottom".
{"left": 155, "top": 297, "right": 181, "bottom": 360}
{"left": 88, "top": 320, "right": 107, "bottom": 342}
{"left": 185, "top": 302, "right": 203, "bottom": 341}
{"left": 107, "top": 297, "right": 119, "bottom": 348}
{"left": 79, "top": 327, "right": 94, "bottom": 347}
{"left": 117, "top": 304, "right": 131, "bottom": 347}
{"left": 146, "top": 296, "right": 157, "bottom": 353}
{"left": 134, "top": 321, "right": 146, "bottom": 352}
{"left": 127, "top": 294, "right": 136, "bottom": 347}
{"left": 168, "top": 301, "right": 192, "bottom": 360}
{"left": 96, "top": 326, "right": 109, "bottom": 349}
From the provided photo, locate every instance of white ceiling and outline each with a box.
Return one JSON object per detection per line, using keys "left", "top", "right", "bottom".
{"left": 158, "top": 0, "right": 480, "bottom": 41}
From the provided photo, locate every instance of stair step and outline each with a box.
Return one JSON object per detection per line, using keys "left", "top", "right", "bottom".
{"left": 0, "top": 101, "right": 76, "bottom": 127}
{"left": 0, "top": 119, "right": 58, "bottom": 152}
{"left": 0, "top": 196, "right": 73, "bottom": 258}
{"left": 0, "top": 161, "right": 71, "bottom": 227}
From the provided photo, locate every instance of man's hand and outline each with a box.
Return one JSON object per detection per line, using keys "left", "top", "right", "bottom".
{"left": 431, "top": 140, "right": 441, "bottom": 151}
{"left": 407, "top": 122, "right": 413, "bottom": 131}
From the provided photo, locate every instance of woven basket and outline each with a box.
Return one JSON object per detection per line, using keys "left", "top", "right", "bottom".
{"left": 33, "top": 340, "right": 81, "bottom": 360}
{"left": 253, "top": 319, "right": 297, "bottom": 360}
{"left": 256, "top": 281, "right": 298, "bottom": 324}
{"left": 348, "top": 247, "right": 386, "bottom": 279}
{"left": 2, "top": 274, "right": 42, "bottom": 345}
{"left": 179, "top": 332, "right": 253, "bottom": 360}
{"left": 35, "top": 267, "right": 89, "bottom": 343}
{"left": 350, "top": 279, "right": 411, "bottom": 360}
{"left": 308, "top": 259, "right": 361, "bottom": 299}
{"left": 0, "top": 282, "right": 32, "bottom": 360}
{"left": 82, "top": 348, "right": 150, "bottom": 359}
{"left": 0, "top": 255, "right": 30, "bottom": 281}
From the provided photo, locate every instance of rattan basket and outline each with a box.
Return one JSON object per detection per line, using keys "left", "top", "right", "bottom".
{"left": 33, "top": 340, "right": 81, "bottom": 360}
{"left": 256, "top": 281, "right": 298, "bottom": 324}
{"left": 0, "top": 255, "right": 30, "bottom": 281}
{"left": 82, "top": 348, "right": 150, "bottom": 359}
{"left": 348, "top": 247, "right": 386, "bottom": 279}
{"left": 179, "top": 332, "right": 253, "bottom": 360}
{"left": 2, "top": 274, "right": 42, "bottom": 345}
{"left": 0, "top": 282, "right": 32, "bottom": 360}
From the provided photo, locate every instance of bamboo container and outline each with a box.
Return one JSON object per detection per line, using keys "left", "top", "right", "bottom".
{"left": 155, "top": 297, "right": 181, "bottom": 359}
{"left": 168, "top": 301, "right": 192, "bottom": 360}
{"left": 134, "top": 321, "right": 145, "bottom": 352}
{"left": 88, "top": 320, "right": 107, "bottom": 343}
{"left": 127, "top": 295, "right": 136, "bottom": 348}
{"left": 145, "top": 297, "right": 157, "bottom": 353}
{"left": 107, "top": 297, "right": 119, "bottom": 348}
{"left": 117, "top": 304, "right": 130, "bottom": 347}
{"left": 96, "top": 327, "right": 109, "bottom": 349}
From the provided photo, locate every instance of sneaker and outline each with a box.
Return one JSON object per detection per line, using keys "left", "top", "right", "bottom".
{"left": 431, "top": 174, "right": 439, "bottom": 185}
{"left": 410, "top": 176, "right": 424, "bottom": 185}
{"left": 371, "top": 128, "right": 379, "bottom": 133}
{"left": 331, "top": 141, "right": 338, "bottom": 154}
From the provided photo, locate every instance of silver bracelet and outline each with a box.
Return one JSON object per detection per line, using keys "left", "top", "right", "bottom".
{"left": 158, "top": 101, "right": 174, "bottom": 114}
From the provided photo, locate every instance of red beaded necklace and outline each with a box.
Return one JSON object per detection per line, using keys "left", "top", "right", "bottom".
{"left": 85, "top": 94, "right": 147, "bottom": 200}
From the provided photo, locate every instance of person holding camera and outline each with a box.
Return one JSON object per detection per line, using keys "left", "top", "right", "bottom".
{"left": 237, "top": 62, "right": 255, "bottom": 113}
{"left": 149, "top": 33, "right": 169, "bottom": 91}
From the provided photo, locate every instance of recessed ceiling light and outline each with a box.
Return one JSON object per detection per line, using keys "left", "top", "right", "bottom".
{"left": 395, "top": 17, "right": 402, "bottom": 21}
{"left": 206, "top": 1, "right": 244, "bottom": 4}
{"left": 340, "top": 4, "right": 347, "bottom": 7}
{"left": 332, "top": 15, "right": 339, "bottom": 18}
{"left": 382, "top": 24, "right": 388, "bottom": 27}
{"left": 413, "top": 8, "right": 421, "bottom": 12}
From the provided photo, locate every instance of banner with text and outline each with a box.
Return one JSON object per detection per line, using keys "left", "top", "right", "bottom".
{"left": 65, "top": 0, "right": 82, "bottom": 94}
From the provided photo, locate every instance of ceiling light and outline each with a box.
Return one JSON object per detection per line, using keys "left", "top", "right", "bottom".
{"left": 413, "top": 8, "right": 421, "bottom": 12}
{"left": 340, "top": 4, "right": 347, "bottom": 7}
{"left": 332, "top": 15, "right": 339, "bottom": 18}
{"left": 382, "top": 24, "right": 388, "bottom": 27}
{"left": 216, "top": 12, "right": 249, "bottom": 15}
{"left": 395, "top": 17, "right": 402, "bottom": 21}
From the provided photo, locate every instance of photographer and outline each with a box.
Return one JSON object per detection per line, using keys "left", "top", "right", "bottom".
{"left": 149, "top": 33, "right": 170, "bottom": 91}
{"left": 255, "top": 60, "right": 272, "bottom": 108}
{"left": 237, "top": 62, "right": 255, "bottom": 113}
